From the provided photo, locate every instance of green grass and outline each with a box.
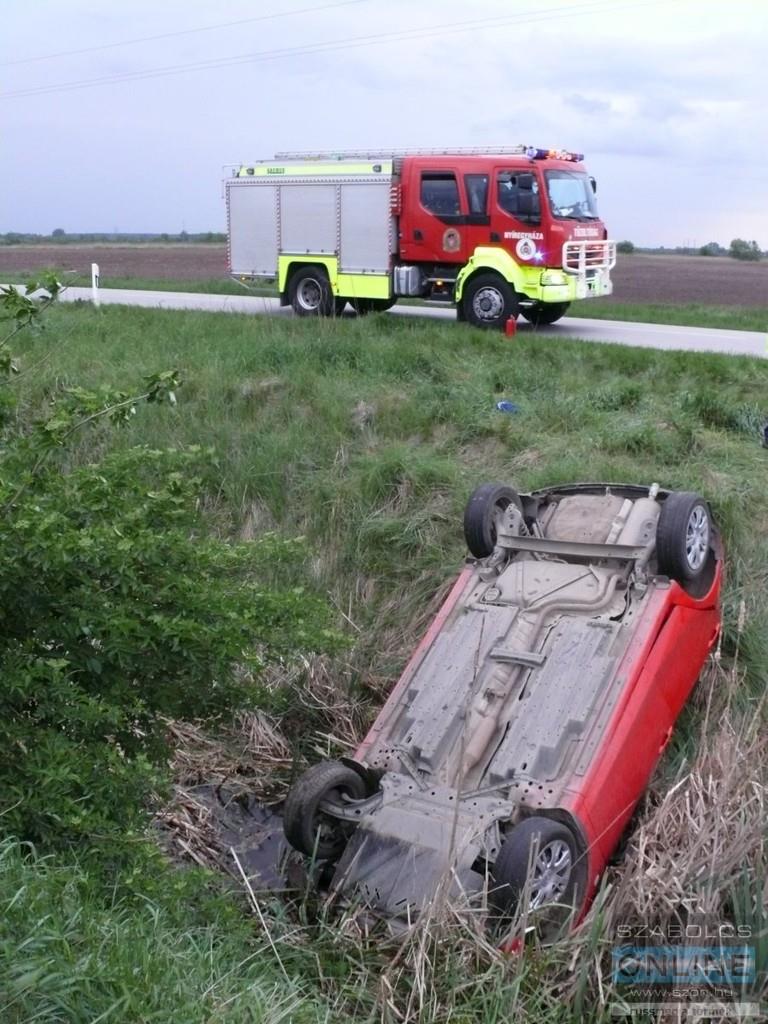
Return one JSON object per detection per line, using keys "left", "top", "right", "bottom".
{"left": 4, "top": 305, "right": 768, "bottom": 1020}
{"left": 568, "top": 298, "right": 768, "bottom": 332}
{"left": 98, "top": 275, "right": 267, "bottom": 296}
{"left": 0, "top": 839, "right": 331, "bottom": 1023}
{"left": 13, "top": 304, "right": 768, "bottom": 674}
{"left": 2, "top": 269, "right": 269, "bottom": 296}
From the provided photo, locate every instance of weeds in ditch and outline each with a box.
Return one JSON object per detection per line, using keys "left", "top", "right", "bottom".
{"left": 3, "top": 304, "right": 767, "bottom": 1021}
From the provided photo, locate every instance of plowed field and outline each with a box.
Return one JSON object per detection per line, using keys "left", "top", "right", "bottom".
{"left": 1, "top": 245, "right": 767, "bottom": 305}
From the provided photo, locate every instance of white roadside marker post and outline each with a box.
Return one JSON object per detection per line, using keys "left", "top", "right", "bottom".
{"left": 91, "top": 262, "right": 100, "bottom": 307}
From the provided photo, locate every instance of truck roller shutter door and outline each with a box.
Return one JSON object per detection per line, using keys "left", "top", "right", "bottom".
{"left": 281, "top": 185, "right": 337, "bottom": 255}
{"left": 228, "top": 184, "right": 278, "bottom": 277}
{"left": 340, "top": 182, "right": 394, "bottom": 274}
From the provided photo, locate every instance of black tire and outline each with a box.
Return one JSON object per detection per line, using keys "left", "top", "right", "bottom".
{"left": 521, "top": 301, "right": 570, "bottom": 326}
{"left": 334, "top": 297, "right": 348, "bottom": 316}
{"left": 492, "top": 817, "right": 578, "bottom": 915}
{"left": 289, "top": 266, "right": 335, "bottom": 317}
{"left": 461, "top": 273, "right": 519, "bottom": 330}
{"left": 656, "top": 492, "right": 712, "bottom": 583}
{"left": 283, "top": 760, "right": 368, "bottom": 860}
{"left": 350, "top": 297, "right": 397, "bottom": 315}
{"left": 463, "top": 482, "right": 522, "bottom": 558}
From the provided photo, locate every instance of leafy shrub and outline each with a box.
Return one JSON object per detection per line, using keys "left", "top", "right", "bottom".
{"left": 0, "top": 282, "right": 342, "bottom": 857}
{"left": 0, "top": 444, "right": 341, "bottom": 854}
{"left": 616, "top": 240, "right": 635, "bottom": 254}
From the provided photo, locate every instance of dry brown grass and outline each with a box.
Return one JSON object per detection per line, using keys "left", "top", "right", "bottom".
{"left": 157, "top": 611, "right": 766, "bottom": 1021}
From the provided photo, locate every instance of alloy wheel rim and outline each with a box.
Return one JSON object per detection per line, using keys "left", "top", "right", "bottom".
{"left": 685, "top": 506, "right": 709, "bottom": 570}
{"left": 529, "top": 839, "right": 572, "bottom": 909}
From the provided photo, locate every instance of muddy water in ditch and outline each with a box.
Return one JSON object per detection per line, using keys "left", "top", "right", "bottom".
{"left": 166, "top": 783, "right": 290, "bottom": 890}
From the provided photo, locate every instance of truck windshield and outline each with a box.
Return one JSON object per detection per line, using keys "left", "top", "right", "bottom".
{"left": 544, "top": 170, "right": 599, "bottom": 220}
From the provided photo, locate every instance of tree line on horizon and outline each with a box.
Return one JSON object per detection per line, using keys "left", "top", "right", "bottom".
{"left": 617, "top": 238, "right": 764, "bottom": 261}
{"left": 1, "top": 230, "right": 763, "bottom": 261}
{"left": 0, "top": 230, "right": 226, "bottom": 245}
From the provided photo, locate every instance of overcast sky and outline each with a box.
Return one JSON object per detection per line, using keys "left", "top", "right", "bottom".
{"left": 2, "top": 0, "right": 767, "bottom": 247}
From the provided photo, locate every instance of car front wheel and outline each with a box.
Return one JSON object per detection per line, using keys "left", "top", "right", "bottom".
{"left": 463, "top": 482, "right": 523, "bottom": 558}
{"left": 492, "top": 817, "right": 578, "bottom": 915}
{"left": 283, "top": 760, "right": 368, "bottom": 860}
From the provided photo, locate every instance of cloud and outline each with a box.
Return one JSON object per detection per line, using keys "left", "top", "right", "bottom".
{"left": 2, "top": 0, "right": 767, "bottom": 245}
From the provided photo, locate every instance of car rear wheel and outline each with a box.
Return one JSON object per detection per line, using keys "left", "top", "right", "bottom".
{"left": 521, "top": 301, "right": 570, "bottom": 326}
{"left": 492, "top": 817, "right": 578, "bottom": 915}
{"left": 656, "top": 492, "right": 712, "bottom": 583}
{"left": 462, "top": 273, "right": 519, "bottom": 330}
{"left": 283, "top": 760, "right": 368, "bottom": 860}
{"left": 289, "top": 266, "right": 335, "bottom": 317}
{"left": 463, "top": 482, "right": 523, "bottom": 558}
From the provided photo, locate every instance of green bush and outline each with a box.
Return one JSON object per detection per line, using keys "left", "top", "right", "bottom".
{"left": 699, "top": 241, "right": 725, "bottom": 256}
{"left": 728, "top": 238, "right": 762, "bottom": 261}
{"left": 0, "top": 448, "right": 342, "bottom": 852}
{"left": 0, "top": 283, "right": 342, "bottom": 856}
{"left": 616, "top": 240, "right": 635, "bottom": 254}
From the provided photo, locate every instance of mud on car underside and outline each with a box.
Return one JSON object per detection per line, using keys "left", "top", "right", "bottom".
{"left": 283, "top": 482, "right": 722, "bottom": 927}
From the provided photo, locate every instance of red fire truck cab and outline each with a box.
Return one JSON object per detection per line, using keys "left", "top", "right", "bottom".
{"left": 225, "top": 146, "right": 616, "bottom": 330}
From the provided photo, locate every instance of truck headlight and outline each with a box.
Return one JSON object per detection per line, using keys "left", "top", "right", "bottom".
{"left": 541, "top": 270, "right": 567, "bottom": 286}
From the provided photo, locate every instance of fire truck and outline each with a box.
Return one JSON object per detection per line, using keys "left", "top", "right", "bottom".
{"left": 225, "top": 146, "right": 615, "bottom": 329}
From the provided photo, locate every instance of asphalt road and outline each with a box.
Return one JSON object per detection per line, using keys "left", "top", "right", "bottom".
{"left": 26, "top": 285, "right": 768, "bottom": 359}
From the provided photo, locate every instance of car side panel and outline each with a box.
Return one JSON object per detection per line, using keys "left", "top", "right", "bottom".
{"left": 563, "top": 593, "right": 720, "bottom": 908}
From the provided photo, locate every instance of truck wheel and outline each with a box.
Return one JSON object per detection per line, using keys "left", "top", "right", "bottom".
{"left": 492, "top": 817, "right": 578, "bottom": 915}
{"left": 289, "top": 266, "right": 335, "bottom": 317}
{"left": 521, "top": 302, "right": 570, "bottom": 326}
{"left": 656, "top": 492, "right": 712, "bottom": 583}
{"left": 283, "top": 760, "right": 368, "bottom": 860}
{"left": 334, "top": 297, "right": 348, "bottom": 316}
{"left": 462, "top": 273, "right": 518, "bottom": 330}
{"left": 463, "top": 482, "right": 522, "bottom": 558}
{"left": 350, "top": 297, "right": 397, "bottom": 315}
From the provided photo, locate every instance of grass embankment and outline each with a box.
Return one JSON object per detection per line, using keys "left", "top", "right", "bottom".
{"left": 0, "top": 839, "right": 321, "bottom": 1023}
{"left": 5, "top": 268, "right": 768, "bottom": 331}
{"left": 568, "top": 298, "right": 768, "bottom": 333}
{"left": 2, "top": 271, "right": 257, "bottom": 296}
{"left": 3, "top": 306, "right": 767, "bottom": 1020}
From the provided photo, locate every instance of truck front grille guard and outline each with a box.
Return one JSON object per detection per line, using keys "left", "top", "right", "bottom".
{"left": 562, "top": 240, "right": 617, "bottom": 276}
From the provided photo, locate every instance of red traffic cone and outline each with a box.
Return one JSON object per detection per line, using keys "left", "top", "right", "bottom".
{"left": 504, "top": 316, "right": 517, "bottom": 338}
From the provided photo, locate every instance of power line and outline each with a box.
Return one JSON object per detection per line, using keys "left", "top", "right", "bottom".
{"left": 1, "top": 0, "right": 370, "bottom": 68}
{"left": 2, "top": 0, "right": 683, "bottom": 101}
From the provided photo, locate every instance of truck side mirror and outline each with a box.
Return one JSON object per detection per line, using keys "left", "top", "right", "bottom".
{"left": 590, "top": 176, "right": 597, "bottom": 194}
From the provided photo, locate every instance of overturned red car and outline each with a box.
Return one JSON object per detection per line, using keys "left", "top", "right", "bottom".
{"left": 284, "top": 482, "right": 722, "bottom": 925}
